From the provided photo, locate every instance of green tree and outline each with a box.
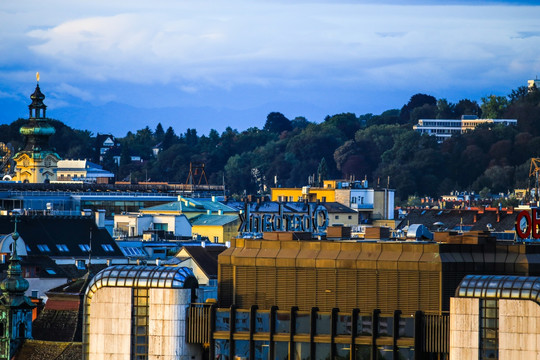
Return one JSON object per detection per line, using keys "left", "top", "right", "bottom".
{"left": 481, "top": 95, "right": 509, "bottom": 119}
{"left": 264, "top": 112, "right": 292, "bottom": 134}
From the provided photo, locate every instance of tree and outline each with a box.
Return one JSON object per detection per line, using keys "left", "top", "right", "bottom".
{"left": 399, "top": 93, "right": 437, "bottom": 124}
{"left": 481, "top": 95, "right": 508, "bottom": 119}
{"left": 454, "top": 99, "right": 481, "bottom": 118}
{"left": 436, "top": 99, "right": 455, "bottom": 119}
{"left": 155, "top": 123, "right": 165, "bottom": 142}
{"left": 264, "top": 112, "right": 292, "bottom": 134}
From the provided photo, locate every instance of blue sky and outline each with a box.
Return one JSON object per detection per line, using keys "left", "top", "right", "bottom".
{"left": 1, "top": 0, "right": 539, "bottom": 136}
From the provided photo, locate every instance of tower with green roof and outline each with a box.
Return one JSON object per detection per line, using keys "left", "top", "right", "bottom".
{"left": 0, "top": 218, "right": 35, "bottom": 359}
{"left": 12, "top": 73, "right": 61, "bottom": 183}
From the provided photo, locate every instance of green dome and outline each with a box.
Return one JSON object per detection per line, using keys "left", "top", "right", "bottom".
{"left": 20, "top": 123, "right": 56, "bottom": 136}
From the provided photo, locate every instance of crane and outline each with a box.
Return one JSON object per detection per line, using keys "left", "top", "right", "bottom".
{"left": 529, "top": 158, "right": 540, "bottom": 203}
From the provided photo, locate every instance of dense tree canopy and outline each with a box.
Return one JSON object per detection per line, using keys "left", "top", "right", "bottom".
{"left": 3, "top": 85, "right": 540, "bottom": 203}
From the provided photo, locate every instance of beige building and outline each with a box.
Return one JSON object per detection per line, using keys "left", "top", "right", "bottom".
{"left": 83, "top": 265, "right": 202, "bottom": 360}
{"left": 451, "top": 274, "right": 540, "bottom": 359}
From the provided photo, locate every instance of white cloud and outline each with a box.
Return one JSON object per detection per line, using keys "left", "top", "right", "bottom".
{"left": 1, "top": 0, "right": 540, "bottom": 114}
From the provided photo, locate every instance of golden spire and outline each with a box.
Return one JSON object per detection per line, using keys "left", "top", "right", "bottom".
{"left": 36, "top": 72, "right": 40, "bottom": 83}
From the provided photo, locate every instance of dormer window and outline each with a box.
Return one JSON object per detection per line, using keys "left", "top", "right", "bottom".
{"left": 56, "top": 244, "right": 69, "bottom": 252}
{"left": 79, "top": 244, "right": 91, "bottom": 252}
{"left": 101, "top": 244, "right": 114, "bottom": 252}
{"left": 37, "top": 244, "right": 50, "bottom": 252}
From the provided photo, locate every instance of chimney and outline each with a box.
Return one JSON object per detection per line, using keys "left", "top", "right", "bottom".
{"left": 95, "top": 209, "right": 106, "bottom": 228}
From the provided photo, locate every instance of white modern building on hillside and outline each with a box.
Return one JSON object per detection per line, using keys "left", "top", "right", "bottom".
{"left": 414, "top": 115, "right": 517, "bottom": 142}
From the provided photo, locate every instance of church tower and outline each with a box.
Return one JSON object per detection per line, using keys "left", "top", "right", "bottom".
{"left": 0, "top": 218, "right": 35, "bottom": 359}
{"left": 12, "top": 73, "right": 61, "bottom": 183}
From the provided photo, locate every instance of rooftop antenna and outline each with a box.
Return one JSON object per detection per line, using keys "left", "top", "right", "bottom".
{"left": 88, "top": 226, "right": 92, "bottom": 271}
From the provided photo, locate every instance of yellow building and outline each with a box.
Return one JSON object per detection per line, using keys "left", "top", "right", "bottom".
{"left": 271, "top": 182, "right": 337, "bottom": 202}
{"left": 190, "top": 214, "right": 240, "bottom": 244}
{"left": 12, "top": 79, "right": 61, "bottom": 183}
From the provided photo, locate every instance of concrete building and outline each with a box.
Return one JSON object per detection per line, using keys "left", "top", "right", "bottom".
{"left": 413, "top": 115, "right": 517, "bottom": 142}
{"left": 451, "top": 274, "right": 540, "bottom": 359}
{"left": 190, "top": 214, "right": 240, "bottom": 244}
{"left": 56, "top": 160, "right": 114, "bottom": 184}
{"left": 272, "top": 180, "right": 395, "bottom": 221}
{"left": 82, "top": 265, "right": 201, "bottom": 360}
{"left": 113, "top": 212, "right": 192, "bottom": 239}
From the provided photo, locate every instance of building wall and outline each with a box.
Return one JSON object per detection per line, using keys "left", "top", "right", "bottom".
{"left": 271, "top": 188, "right": 336, "bottom": 202}
{"left": 327, "top": 212, "right": 358, "bottom": 227}
{"left": 499, "top": 299, "right": 540, "bottom": 359}
{"left": 449, "top": 297, "right": 479, "bottom": 359}
{"left": 333, "top": 189, "right": 351, "bottom": 207}
{"left": 148, "top": 288, "right": 201, "bottom": 360}
{"left": 192, "top": 225, "right": 224, "bottom": 244}
{"left": 373, "top": 189, "right": 394, "bottom": 220}
{"left": 88, "top": 287, "right": 132, "bottom": 360}
{"left": 87, "top": 286, "right": 201, "bottom": 360}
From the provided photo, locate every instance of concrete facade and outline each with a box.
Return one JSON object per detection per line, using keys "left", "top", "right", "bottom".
{"left": 449, "top": 297, "right": 480, "bottom": 359}
{"left": 148, "top": 289, "right": 201, "bottom": 360}
{"left": 88, "top": 287, "right": 132, "bottom": 360}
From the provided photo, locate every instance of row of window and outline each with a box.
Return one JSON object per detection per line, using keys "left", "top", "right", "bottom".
{"left": 34, "top": 243, "right": 114, "bottom": 253}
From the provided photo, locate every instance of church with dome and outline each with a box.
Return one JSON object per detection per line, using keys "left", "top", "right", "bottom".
{"left": 11, "top": 74, "right": 61, "bottom": 183}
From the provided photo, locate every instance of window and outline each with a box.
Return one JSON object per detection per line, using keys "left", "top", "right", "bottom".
{"left": 132, "top": 288, "right": 149, "bottom": 359}
{"left": 37, "top": 244, "right": 50, "bottom": 252}
{"left": 335, "top": 215, "right": 339, "bottom": 220}
{"left": 351, "top": 197, "right": 356, "bottom": 204}
{"left": 31, "top": 291, "right": 38, "bottom": 298}
{"left": 153, "top": 223, "right": 168, "bottom": 231}
{"left": 56, "top": 244, "right": 69, "bottom": 252}
{"left": 26, "top": 245, "right": 31, "bottom": 253}
{"left": 101, "top": 244, "right": 115, "bottom": 252}
{"left": 480, "top": 299, "right": 498, "bottom": 359}
{"left": 321, "top": 196, "right": 326, "bottom": 202}
{"left": 79, "top": 244, "right": 91, "bottom": 252}
{"left": 214, "top": 236, "right": 219, "bottom": 243}
{"left": 45, "top": 268, "right": 56, "bottom": 275}
{"left": 348, "top": 215, "right": 352, "bottom": 220}
{"left": 76, "top": 260, "right": 86, "bottom": 270}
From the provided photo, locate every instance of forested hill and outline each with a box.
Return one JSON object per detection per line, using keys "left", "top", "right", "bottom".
{"left": 2, "top": 86, "right": 540, "bottom": 204}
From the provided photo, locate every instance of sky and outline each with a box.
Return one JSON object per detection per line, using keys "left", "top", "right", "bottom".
{"left": 1, "top": 0, "right": 540, "bottom": 136}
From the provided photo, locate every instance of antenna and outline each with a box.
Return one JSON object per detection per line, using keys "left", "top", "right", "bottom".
{"left": 88, "top": 226, "right": 92, "bottom": 270}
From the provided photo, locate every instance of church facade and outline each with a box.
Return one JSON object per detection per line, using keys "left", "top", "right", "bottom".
{"left": 12, "top": 76, "right": 61, "bottom": 183}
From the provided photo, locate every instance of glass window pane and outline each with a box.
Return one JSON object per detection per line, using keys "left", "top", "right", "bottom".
{"left": 357, "top": 315, "right": 372, "bottom": 336}
{"left": 255, "top": 312, "right": 270, "bottom": 333}
{"left": 276, "top": 312, "right": 290, "bottom": 334}
{"left": 355, "top": 345, "right": 371, "bottom": 360}
{"left": 294, "top": 342, "right": 311, "bottom": 360}
{"left": 235, "top": 311, "right": 250, "bottom": 332}
{"left": 315, "top": 343, "right": 330, "bottom": 360}
{"left": 315, "top": 313, "right": 330, "bottom": 335}
{"left": 274, "top": 341, "right": 288, "bottom": 360}
{"left": 335, "top": 343, "right": 351, "bottom": 360}
{"left": 336, "top": 314, "right": 352, "bottom": 336}
{"left": 295, "top": 313, "right": 310, "bottom": 334}
{"left": 254, "top": 341, "right": 270, "bottom": 360}
{"left": 234, "top": 340, "right": 249, "bottom": 359}
{"left": 214, "top": 339, "right": 229, "bottom": 360}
